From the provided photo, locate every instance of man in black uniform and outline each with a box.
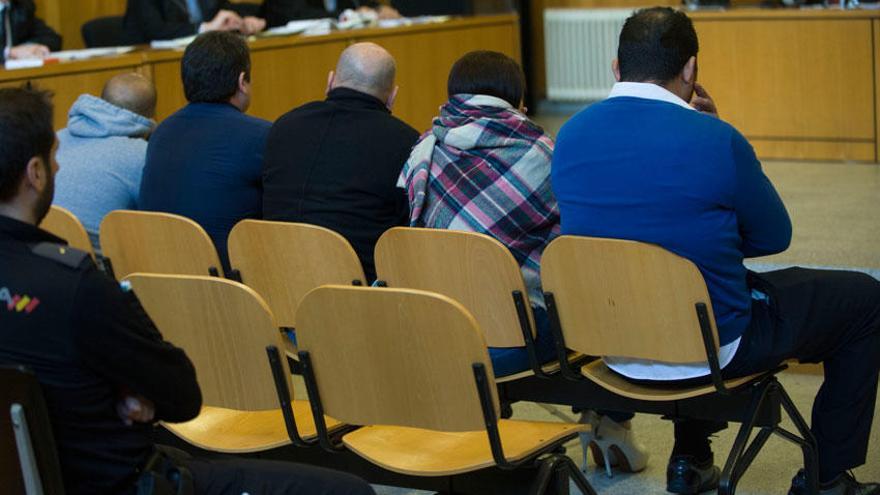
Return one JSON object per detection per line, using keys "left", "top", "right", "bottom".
{"left": 0, "top": 86, "right": 374, "bottom": 495}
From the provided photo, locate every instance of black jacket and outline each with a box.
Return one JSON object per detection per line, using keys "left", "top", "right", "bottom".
{"left": 0, "top": 0, "right": 61, "bottom": 61}
{"left": 261, "top": 0, "right": 377, "bottom": 28}
{"left": 262, "top": 87, "right": 419, "bottom": 281}
{"left": 0, "top": 215, "right": 201, "bottom": 494}
{"left": 123, "top": 0, "right": 260, "bottom": 42}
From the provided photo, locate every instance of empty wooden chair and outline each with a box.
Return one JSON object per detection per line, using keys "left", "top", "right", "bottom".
{"left": 125, "top": 274, "right": 341, "bottom": 453}
{"left": 541, "top": 236, "right": 818, "bottom": 495}
{"left": 295, "top": 285, "right": 595, "bottom": 495}
{"left": 100, "top": 211, "right": 222, "bottom": 280}
{"left": 40, "top": 205, "right": 96, "bottom": 261}
{"left": 227, "top": 220, "right": 365, "bottom": 338}
{"left": 375, "top": 227, "right": 570, "bottom": 381}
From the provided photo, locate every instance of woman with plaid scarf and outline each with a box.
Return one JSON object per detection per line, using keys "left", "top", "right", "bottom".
{"left": 398, "top": 50, "right": 649, "bottom": 477}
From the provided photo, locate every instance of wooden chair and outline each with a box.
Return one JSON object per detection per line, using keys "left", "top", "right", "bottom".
{"left": 0, "top": 365, "right": 65, "bottom": 495}
{"left": 540, "top": 236, "right": 818, "bottom": 495}
{"left": 125, "top": 274, "right": 341, "bottom": 453}
{"left": 295, "top": 285, "right": 595, "bottom": 494}
{"left": 100, "top": 211, "right": 223, "bottom": 281}
{"left": 374, "top": 227, "right": 571, "bottom": 382}
{"left": 227, "top": 220, "right": 366, "bottom": 350}
{"left": 40, "top": 206, "right": 96, "bottom": 261}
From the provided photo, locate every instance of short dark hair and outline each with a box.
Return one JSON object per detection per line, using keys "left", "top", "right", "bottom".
{"left": 447, "top": 51, "right": 525, "bottom": 108}
{"left": 617, "top": 7, "right": 699, "bottom": 83}
{"left": 181, "top": 31, "right": 251, "bottom": 104}
{"left": 0, "top": 86, "right": 54, "bottom": 201}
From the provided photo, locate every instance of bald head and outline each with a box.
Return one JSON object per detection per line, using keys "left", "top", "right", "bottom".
{"left": 101, "top": 73, "right": 157, "bottom": 119}
{"left": 332, "top": 43, "right": 396, "bottom": 102}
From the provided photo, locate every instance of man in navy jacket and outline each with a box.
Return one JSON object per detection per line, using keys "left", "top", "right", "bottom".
{"left": 123, "top": 0, "right": 265, "bottom": 42}
{"left": 553, "top": 7, "right": 880, "bottom": 495}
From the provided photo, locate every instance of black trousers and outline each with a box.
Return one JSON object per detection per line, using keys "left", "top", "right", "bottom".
{"left": 185, "top": 457, "right": 376, "bottom": 495}
{"left": 678, "top": 267, "right": 880, "bottom": 480}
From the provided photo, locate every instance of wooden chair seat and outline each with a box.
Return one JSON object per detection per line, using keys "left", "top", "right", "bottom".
{"left": 342, "top": 420, "right": 586, "bottom": 477}
{"left": 581, "top": 360, "right": 763, "bottom": 402}
{"left": 163, "top": 403, "right": 343, "bottom": 453}
{"left": 495, "top": 352, "right": 585, "bottom": 383}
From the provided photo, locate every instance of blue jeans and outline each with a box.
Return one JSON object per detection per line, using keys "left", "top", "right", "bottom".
{"left": 489, "top": 306, "right": 559, "bottom": 378}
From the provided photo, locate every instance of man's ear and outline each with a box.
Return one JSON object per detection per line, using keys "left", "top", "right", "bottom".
{"left": 611, "top": 58, "right": 621, "bottom": 82}
{"left": 386, "top": 85, "right": 398, "bottom": 110}
{"left": 238, "top": 72, "right": 249, "bottom": 94}
{"left": 682, "top": 56, "right": 697, "bottom": 86}
{"left": 326, "top": 70, "right": 335, "bottom": 95}
{"left": 24, "top": 156, "right": 47, "bottom": 193}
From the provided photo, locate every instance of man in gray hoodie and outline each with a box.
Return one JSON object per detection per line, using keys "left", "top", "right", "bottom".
{"left": 54, "top": 73, "right": 157, "bottom": 255}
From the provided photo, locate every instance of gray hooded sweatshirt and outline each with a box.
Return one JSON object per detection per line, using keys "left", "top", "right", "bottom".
{"left": 54, "top": 94, "right": 156, "bottom": 254}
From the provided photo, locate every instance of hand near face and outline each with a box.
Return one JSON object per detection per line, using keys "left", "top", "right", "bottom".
{"left": 116, "top": 395, "right": 156, "bottom": 426}
{"left": 8, "top": 44, "right": 51, "bottom": 60}
{"left": 241, "top": 16, "right": 267, "bottom": 35}
{"left": 690, "top": 83, "right": 718, "bottom": 118}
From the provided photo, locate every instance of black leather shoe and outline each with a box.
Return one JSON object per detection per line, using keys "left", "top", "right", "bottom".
{"left": 789, "top": 470, "right": 880, "bottom": 495}
{"left": 666, "top": 455, "right": 720, "bottom": 494}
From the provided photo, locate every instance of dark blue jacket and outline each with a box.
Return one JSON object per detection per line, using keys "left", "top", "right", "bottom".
{"left": 552, "top": 96, "right": 791, "bottom": 345}
{"left": 140, "top": 103, "right": 270, "bottom": 273}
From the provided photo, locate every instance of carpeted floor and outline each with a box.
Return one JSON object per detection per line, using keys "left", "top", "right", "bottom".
{"left": 370, "top": 116, "right": 880, "bottom": 494}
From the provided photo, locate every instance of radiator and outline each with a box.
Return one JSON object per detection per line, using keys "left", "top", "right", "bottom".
{"left": 544, "top": 8, "right": 633, "bottom": 101}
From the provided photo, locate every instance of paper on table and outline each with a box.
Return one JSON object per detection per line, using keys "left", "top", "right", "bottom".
{"left": 3, "top": 58, "right": 44, "bottom": 70}
{"left": 261, "top": 18, "right": 334, "bottom": 37}
{"left": 51, "top": 46, "right": 136, "bottom": 61}
{"left": 150, "top": 36, "right": 197, "bottom": 50}
{"left": 377, "top": 15, "right": 451, "bottom": 29}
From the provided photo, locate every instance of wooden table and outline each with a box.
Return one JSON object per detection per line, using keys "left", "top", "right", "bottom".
{"left": 0, "top": 14, "right": 521, "bottom": 133}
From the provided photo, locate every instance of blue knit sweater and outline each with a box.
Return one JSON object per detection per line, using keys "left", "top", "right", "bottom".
{"left": 552, "top": 96, "right": 791, "bottom": 345}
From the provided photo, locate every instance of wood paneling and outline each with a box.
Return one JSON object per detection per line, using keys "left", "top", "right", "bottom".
{"left": 875, "top": 19, "right": 880, "bottom": 163}
{"left": 693, "top": 18, "right": 874, "bottom": 143}
{"left": 34, "top": 0, "right": 128, "bottom": 51}
{"left": 0, "top": 54, "right": 145, "bottom": 129}
{"left": 1, "top": 15, "right": 520, "bottom": 131}
{"left": 749, "top": 139, "right": 876, "bottom": 163}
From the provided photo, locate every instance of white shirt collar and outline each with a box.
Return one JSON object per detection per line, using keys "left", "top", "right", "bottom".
{"left": 607, "top": 82, "right": 695, "bottom": 112}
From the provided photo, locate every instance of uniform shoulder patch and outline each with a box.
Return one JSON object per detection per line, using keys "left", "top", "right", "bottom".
{"left": 30, "top": 242, "right": 91, "bottom": 269}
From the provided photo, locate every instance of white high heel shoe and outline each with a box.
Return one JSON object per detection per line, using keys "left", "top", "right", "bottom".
{"left": 578, "top": 412, "right": 649, "bottom": 477}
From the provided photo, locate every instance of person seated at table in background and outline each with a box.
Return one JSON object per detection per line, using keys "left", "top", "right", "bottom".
{"left": 262, "top": 42, "right": 418, "bottom": 282}
{"left": 261, "top": 0, "right": 400, "bottom": 28}
{"left": 139, "top": 31, "right": 270, "bottom": 274}
{"left": 0, "top": 0, "right": 61, "bottom": 61}
{"left": 54, "top": 73, "right": 157, "bottom": 258}
{"left": 123, "top": 0, "right": 266, "bottom": 42}
{"left": 397, "top": 50, "right": 649, "bottom": 476}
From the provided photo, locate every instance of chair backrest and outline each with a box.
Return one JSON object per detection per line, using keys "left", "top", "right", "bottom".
{"left": 40, "top": 206, "right": 96, "bottom": 261}
{"left": 100, "top": 210, "right": 223, "bottom": 281}
{"left": 296, "top": 285, "right": 499, "bottom": 432}
{"left": 125, "top": 274, "right": 293, "bottom": 411}
{"left": 227, "top": 220, "right": 366, "bottom": 329}
{"left": 541, "top": 236, "right": 719, "bottom": 363}
{"left": 374, "top": 227, "right": 534, "bottom": 348}
{"left": 81, "top": 16, "right": 129, "bottom": 48}
{"left": 0, "top": 366, "right": 65, "bottom": 495}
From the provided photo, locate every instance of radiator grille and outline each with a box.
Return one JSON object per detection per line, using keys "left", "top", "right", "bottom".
{"left": 545, "top": 9, "right": 633, "bottom": 101}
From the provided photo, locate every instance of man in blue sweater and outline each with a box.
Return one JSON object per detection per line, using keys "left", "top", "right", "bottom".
{"left": 553, "top": 7, "right": 880, "bottom": 495}
{"left": 140, "top": 31, "right": 270, "bottom": 274}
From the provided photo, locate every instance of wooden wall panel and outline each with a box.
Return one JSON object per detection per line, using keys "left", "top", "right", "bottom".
{"left": 875, "top": 19, "right": 880, "bottom": 163}
{"left": 693, "top": 18, "right": 874, "bottom": 143}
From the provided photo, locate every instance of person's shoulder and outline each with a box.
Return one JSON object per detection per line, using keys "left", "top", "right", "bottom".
{"left": 29, "top": 242, "right": 93, "bottom": 271}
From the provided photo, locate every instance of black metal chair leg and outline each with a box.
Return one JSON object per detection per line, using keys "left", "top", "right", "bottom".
{"left": 719, "top": 383, "right": 773, "bottom": 495}
{"left": 561, "top": 456, "right": 598, "bottom": 495}
{"left": 530, "top": 456, "right": 561, "bottom": 495}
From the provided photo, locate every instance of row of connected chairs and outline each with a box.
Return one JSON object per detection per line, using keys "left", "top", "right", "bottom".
{"left": 38, "top": 207, "right": 820, "bottom": 494}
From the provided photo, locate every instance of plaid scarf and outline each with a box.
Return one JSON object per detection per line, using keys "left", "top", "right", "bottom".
{"left": 398, "top": 94, "right": 560, "bottom": 307}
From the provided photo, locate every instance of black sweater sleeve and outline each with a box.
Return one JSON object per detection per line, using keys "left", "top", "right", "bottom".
{"left": 72, "top": 267, "right": 202, "bottom": 423}
{"left": 23, "top": 16, "right": 61, "bottom": 50}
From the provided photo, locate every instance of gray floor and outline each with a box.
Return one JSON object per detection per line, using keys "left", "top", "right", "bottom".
{"left": 372, "top": 113, "right": 880, "bottom": 494}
